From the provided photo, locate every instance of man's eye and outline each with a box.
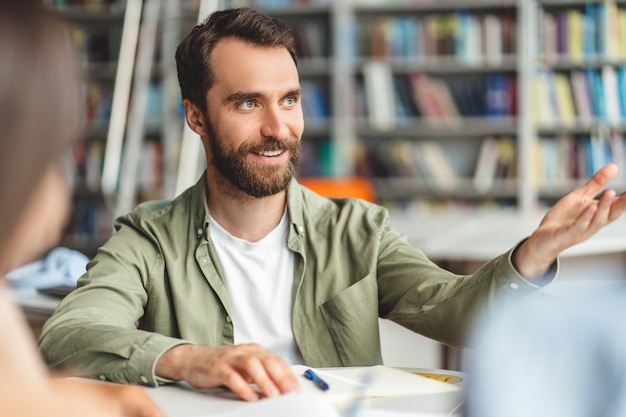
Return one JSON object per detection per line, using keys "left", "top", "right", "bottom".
{"left": 238, "top": 100, "right": 255, "bottom": 110}
{"left": 284, "top": 97, "right": 297, "bottom": 106}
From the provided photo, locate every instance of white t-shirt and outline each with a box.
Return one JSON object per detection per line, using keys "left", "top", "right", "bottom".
{"left": 209, "top": 211, "right": 304, "bottom": 365}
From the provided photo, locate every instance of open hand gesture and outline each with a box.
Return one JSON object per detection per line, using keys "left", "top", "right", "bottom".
{"left": 514, "top": 163, "right": 626, "bottom": 279}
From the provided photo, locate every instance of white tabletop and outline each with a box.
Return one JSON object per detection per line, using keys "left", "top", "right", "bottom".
{"left": 12, "top": 287, "right": 61, "bottom": 324}
{"left": 146, "top": 368, "right": 465, "bottom": 417}
{"left": 390, "top": 208, "right": 626, "bottom": 261}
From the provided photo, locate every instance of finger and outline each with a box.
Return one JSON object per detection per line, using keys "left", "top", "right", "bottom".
{"left": 589, "top": 188, "right": 616, "bottom": 229}
{"left": 220, "top": 367, "right": 260, "bottom": 402}
{"left": 237, "top": 356, "right": 281, "bottom": 398}
{"left": 609, "top": 193, "right": 626, "bottom": 222}
{"left": 580, "top": 163, "right": 618, "bottom": 199}
{"left": 564, "top": 200, "right": 598, "bottom": 239}
{"left": 262, "top": 355, "right": 300, "bottom": 394}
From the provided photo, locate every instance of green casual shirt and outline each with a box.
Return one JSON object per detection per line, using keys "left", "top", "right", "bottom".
{"left": 39, "top": 175, "right": 552, "bottom": 386}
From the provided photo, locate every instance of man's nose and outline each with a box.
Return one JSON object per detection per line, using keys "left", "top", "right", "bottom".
{"left": 260, "top": 105, "right": 290, "bottom": 139}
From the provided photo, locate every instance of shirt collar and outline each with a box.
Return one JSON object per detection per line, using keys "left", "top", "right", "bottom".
{"left": 190, "top": 173, "right": 306, "bottom": 241}
{"left": 287, "top": 177, "right": 306, "bottom": 238}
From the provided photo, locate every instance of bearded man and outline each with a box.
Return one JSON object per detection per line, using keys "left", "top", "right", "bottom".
{"left": 40, "top": 7, "right": 626, "bottom": 402}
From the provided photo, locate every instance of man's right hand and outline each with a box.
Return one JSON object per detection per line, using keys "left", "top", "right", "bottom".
{"left": 155, "top": 343, "right": 301, "bottom": 401}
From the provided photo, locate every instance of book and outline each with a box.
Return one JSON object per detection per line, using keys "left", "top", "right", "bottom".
{"left": 619, "top": 7, "right": 626, "bottom": 57}
{"left": 553, "top": 72, "right": 576, "bottom": 126}
{"left": 473, "top": 136, "right": 499, "bottom": 193}
{"left": 571, "top": 70, "right": 593, "bottom": 123}
{"left": 291, "top": 365, "right": 459, "bottom": 406}
{"left": 485, "top": 74, "right": 513, "bottom": 117}
{"left": 417, "top": 141, "right": 458, "bottom": 190}
{"left": 408, "top": 73, "right": 444, "bottom": 120}
{"left": 495, "top": 136, "right": 516, "bottom": 180}
{"left": 456, "top": 11, "right": 480, "bottom": 65}
{"left": 363, "top": 60, "right": 396, "bottom": 130}
{"left": 556, "top": 135, "right": 575, "bottom": 183}
{"left": 533, "top": 71, "right": 556, "bottom": 125}
{"left": 541, "top": 137, "right": 559, "bottom": 187}
{"left": 482, "top": 13, "right": 502, "bottom": 66}
{"left": 586, "top": 68, "right": 606, "bottom": 119}
{"left": 602, "top": 65, "right": 621, "bottom": 124}
{"left": 301, "top": 80, "right": 330, "bottom": 124}
{"left": 617, "top": 65, "right": 626, "bottom": 119}
{"left": 567, "top": 9, "right": 584, "bottom": 63}
{"left": 542, "top": 9, "right": 558, "bottom": 61}
{"left": 555, "top": 10, "right": 568, "bottom": 56}
{"left": 601, "top": 0, "right": 621, "bottom": 59}
{"left": 583, "top": 3, "right": 599, "bottom": 57}
{"left": 430, "top": 78, "right": 461, "bottom": 120}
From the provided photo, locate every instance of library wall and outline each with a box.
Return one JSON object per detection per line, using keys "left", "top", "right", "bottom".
{"left": 46, "top": 0, "right": 626, "bottom": 250}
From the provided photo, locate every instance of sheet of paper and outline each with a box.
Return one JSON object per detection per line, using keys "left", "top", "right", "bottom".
{"left": 291, "top": 365, "right": 459, "bottom": 405}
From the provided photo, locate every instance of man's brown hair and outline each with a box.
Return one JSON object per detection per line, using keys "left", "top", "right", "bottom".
{"left": 175, "top": 7, "right": 297, "bottom": 114}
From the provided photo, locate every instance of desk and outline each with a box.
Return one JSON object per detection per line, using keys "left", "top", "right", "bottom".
{"left": 12, "top": 287, "right": 62, "bottom": 337}
{"left": 146, "top": 368, "right": 465, "bottom": 417}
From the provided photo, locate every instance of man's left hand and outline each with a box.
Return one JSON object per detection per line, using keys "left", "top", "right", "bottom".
{"left": 514, "top": 163, "right": 626, "bottom": 279}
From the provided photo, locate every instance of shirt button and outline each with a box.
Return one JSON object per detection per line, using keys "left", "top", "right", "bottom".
{"left": 298, "top": 226, "right": 304, "bottom": 234}
{"left": 197, "top": 228, "right": 203, "bottom": 236}
{"left": 98, "top": 374, "right": 106, "bottom": 381}
{"left": 225, "top": 316, "right": 232, "bottom": 323}
{"left": 510, "top": 282, "right": 519, "bottom": 290}
{"left": 140, "top": 375, "right": 149, "bottom": 384}
{"left": 203, "top": 259, "right": 207, "bottom": 263}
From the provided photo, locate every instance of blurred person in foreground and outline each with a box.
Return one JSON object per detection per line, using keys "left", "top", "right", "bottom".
{"left": 40, "top": 6, "right": 626, "bottom": 403}
{"left": 465, "top": 283, "right": 626, "bottom": 417}
{"left": 0, "top": 2, "right": 164, "bottom": 416}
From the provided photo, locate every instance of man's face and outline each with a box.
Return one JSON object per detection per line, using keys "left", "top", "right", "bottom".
{"left": 203, "top": 37, "right": 304, "bottom": 198}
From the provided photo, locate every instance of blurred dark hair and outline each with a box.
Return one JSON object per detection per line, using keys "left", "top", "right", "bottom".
{"left": 0, "top": 1, "right": 82, "bottom": 260}
{"left": 175, "top": 7, "right": 297, "bottom": 114}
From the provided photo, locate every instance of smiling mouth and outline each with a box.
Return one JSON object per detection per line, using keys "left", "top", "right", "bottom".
{"left": 257, "top": 150, "right": 284, "bottom": 157}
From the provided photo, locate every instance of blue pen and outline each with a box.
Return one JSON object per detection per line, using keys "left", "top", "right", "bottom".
{"left": 303, "top": 368, "right": 330, "bottom": 391}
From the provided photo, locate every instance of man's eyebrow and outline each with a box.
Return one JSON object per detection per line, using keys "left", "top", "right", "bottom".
{"left": 223, "top": 88, "right": 302, "bottom": 105}
{"left": 224, "top": 91, "right": 261, "bottom": 104}
{"left": 285, "top": 88, "right": 302, "bottom": 97}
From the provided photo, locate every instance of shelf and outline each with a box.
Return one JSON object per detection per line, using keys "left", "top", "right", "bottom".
{"left": 255, "top": 4, "right": 331, "bottom": 16}
{"left": 356, "top": 117, "right": 518, "bottom": 138}
{"left": 56, "top": 4, "right": 126, "bottom": 22}
{"left": 374, "top": 177, "right": 518, "bottom": 200}
{"left": 537, "top": 55, "right": 626, "bottom": 69}
{"left": 537, "top": 122, "right": 626, "bottom": 135}
{"left": 353, "top": 1, "right": 518, "bottom": 14}
{"left": 355, "top": 56, "right": 518, "bottom": 74}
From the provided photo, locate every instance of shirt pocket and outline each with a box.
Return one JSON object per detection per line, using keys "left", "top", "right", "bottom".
{"left": 320, "top": 273, "right": 382, "bottom": 366}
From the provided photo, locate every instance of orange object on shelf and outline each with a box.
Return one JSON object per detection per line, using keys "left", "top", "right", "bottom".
{"left": 298, "top": 177, "right": 377, "bottom": 203}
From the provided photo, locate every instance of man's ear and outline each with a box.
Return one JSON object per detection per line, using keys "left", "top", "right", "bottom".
{"left": 183, "top": 99, "right": 208, "bottom": 136}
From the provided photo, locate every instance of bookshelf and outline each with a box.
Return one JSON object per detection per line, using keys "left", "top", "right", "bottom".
{"left": 534, "top": 0, "right": 626, "bottom": 204}
{"left": 45, "top": 0, "right": 626, "bottom": 255}
{"left": 294, "top": 0, "right": 626, "bottom": 213}
{"left": 351, "top": 1, "right": 522, "bottom": 209}
{"left": 46, "top": 1, "right": 129, "bottom": 255}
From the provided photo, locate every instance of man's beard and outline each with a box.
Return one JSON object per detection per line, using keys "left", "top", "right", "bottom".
{"left": 206, "top": 121, "right": 301, "bottom": 199}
